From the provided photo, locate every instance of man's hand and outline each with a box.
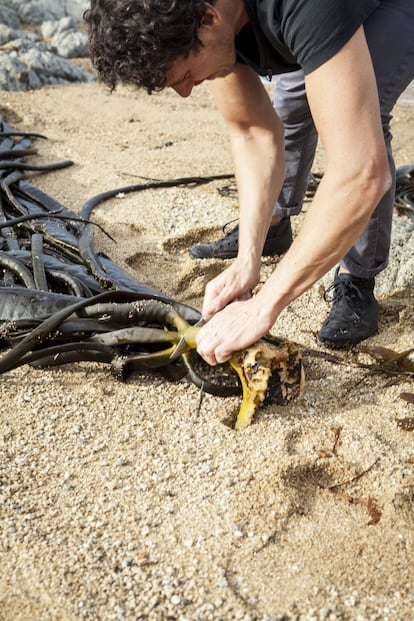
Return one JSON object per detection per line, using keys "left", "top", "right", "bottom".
{"left": 196, "top": 295, "right": 275, "bottom": 365}
{"left": 201, "top": 256, "right": 261, "bottom": 318}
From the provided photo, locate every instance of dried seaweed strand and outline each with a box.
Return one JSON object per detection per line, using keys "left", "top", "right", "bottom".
{"left": 312, "top": 428, "right": 382, "bottom": 525}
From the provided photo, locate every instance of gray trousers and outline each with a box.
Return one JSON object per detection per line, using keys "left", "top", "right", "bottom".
{"left": 272, "top": 0, "right": 414, "bottom": 279}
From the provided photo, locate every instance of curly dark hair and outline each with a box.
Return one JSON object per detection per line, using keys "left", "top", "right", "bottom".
{"left": 84, "top": 0, "right": 211, "bottom": 94}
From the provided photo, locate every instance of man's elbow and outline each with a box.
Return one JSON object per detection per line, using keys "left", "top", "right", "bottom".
{"left": 334, "top": 153, "right": 392, "bottom": 227}
{"left": 359, "top": 152, "right": 392, "bottom": 213}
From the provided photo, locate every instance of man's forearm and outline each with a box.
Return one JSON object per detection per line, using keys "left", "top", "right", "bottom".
{"left": 256, "top": 165, "right": 390, "bottom": 317}
{"left": 209, "top": 66, "right": 286, "bottom": 268}
{"left": 230, "top": 118, "right": 285, "bottom": 265}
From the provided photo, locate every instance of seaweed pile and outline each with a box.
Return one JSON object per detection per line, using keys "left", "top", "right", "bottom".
{"left": 0, "top": 114, "right": 223, "bottom": 383}
{"left": 0, "top": 115, "right": 307, "bottom": 429}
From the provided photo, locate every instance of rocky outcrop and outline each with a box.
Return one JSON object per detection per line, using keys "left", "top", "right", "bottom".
{"left": 0, "top": 0, "right": 92, "bottom": 90}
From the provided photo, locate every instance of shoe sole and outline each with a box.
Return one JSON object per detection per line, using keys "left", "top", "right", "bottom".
{"left": 318, "top": 327, "right": 379, "bottom": 349}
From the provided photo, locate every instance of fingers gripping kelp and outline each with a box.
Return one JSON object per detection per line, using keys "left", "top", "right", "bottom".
{"left": 0, "top": 114, "right": 304, "bottom": 429}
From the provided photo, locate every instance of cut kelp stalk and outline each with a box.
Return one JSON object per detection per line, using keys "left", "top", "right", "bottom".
{"left": 230, "top": 336, "right": 305, "bottom": 431}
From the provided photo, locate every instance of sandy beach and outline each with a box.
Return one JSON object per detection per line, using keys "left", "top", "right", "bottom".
{"left": 0, "top": 79, "right": 413, "bottom": 621}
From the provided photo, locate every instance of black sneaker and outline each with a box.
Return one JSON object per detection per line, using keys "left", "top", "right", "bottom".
{"left": 318, "top": 270, "right": 379, "bottom": 349}
{"left": 189, "top": 217, "right": 293, "bottom": 259}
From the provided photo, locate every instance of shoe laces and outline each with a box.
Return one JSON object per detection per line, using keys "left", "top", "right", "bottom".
{"left": 222, "top": 218, "right": 238, "bottom": 234}
{"left": 324, "top": 278, "right": 365, "bottom": 317}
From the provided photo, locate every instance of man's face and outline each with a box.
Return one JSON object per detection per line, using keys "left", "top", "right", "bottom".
{"left": 165, "top": 22, "right": 236, "bottom": 97}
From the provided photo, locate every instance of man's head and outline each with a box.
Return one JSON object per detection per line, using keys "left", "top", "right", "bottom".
{"left": 84, "top": 0, "right": 212, "bottom": 94}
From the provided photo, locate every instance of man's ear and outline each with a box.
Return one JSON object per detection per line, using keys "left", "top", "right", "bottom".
{"left": 200, "top": 3, "right": 222, "bottom": 29}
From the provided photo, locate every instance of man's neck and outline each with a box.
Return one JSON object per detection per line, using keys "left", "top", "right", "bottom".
{"left": 220, "top": 0, "right": 249, "bottom": 35}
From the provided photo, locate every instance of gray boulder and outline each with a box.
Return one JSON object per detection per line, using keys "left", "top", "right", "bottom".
{"left": 375, "top": 216, "right": 414, "bottom": 294}
{"left": 8, "top": 0, "right": 89, "bottom": 25}
{"left": 65, "top": 0, "right": 90, "bottom": 21}
{"left": 0, "top": 2, "right": 93, "bottom": 90}
{"left": 0, "top": 24, "right": 18, "bottom": 45}
{"left": 0, "top": 2, "right": 21, "bottom": 29}
{"left": 6, "top": 31, "right": 42, "bottom": 48}
{"left": 321, "top": 215, "right": 414, "bottom": 294}
{"left": 0, "top": 51, "right": 42, "bottom": 90}
{"left": 9, "top": 0, "right": 65, "bottom": 25}
{"left": 19, "top": 46, "right": 93, "bottom": 85}
{"left": 50, "top": 29, "right": 89, "bottom": 58}
{"left": 41, "top": 16, "right": 77, "bottom": 39}
{"left": 0, "top": 42, "right": 93, "bottom": 90}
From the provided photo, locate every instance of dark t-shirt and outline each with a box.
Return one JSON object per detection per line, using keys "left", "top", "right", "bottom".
{"left": 236, "top": 0, "right": 380, "bottom": 78}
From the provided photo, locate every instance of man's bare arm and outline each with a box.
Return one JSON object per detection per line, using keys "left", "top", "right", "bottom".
{"left": 197, "top": 27, "right": 391, "bottom": 365}
{"left": 203, "top": 64, "right": 285, "bottom": 316}
{"left": 258, "top": 26, "right": 391, "bottom": 311}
